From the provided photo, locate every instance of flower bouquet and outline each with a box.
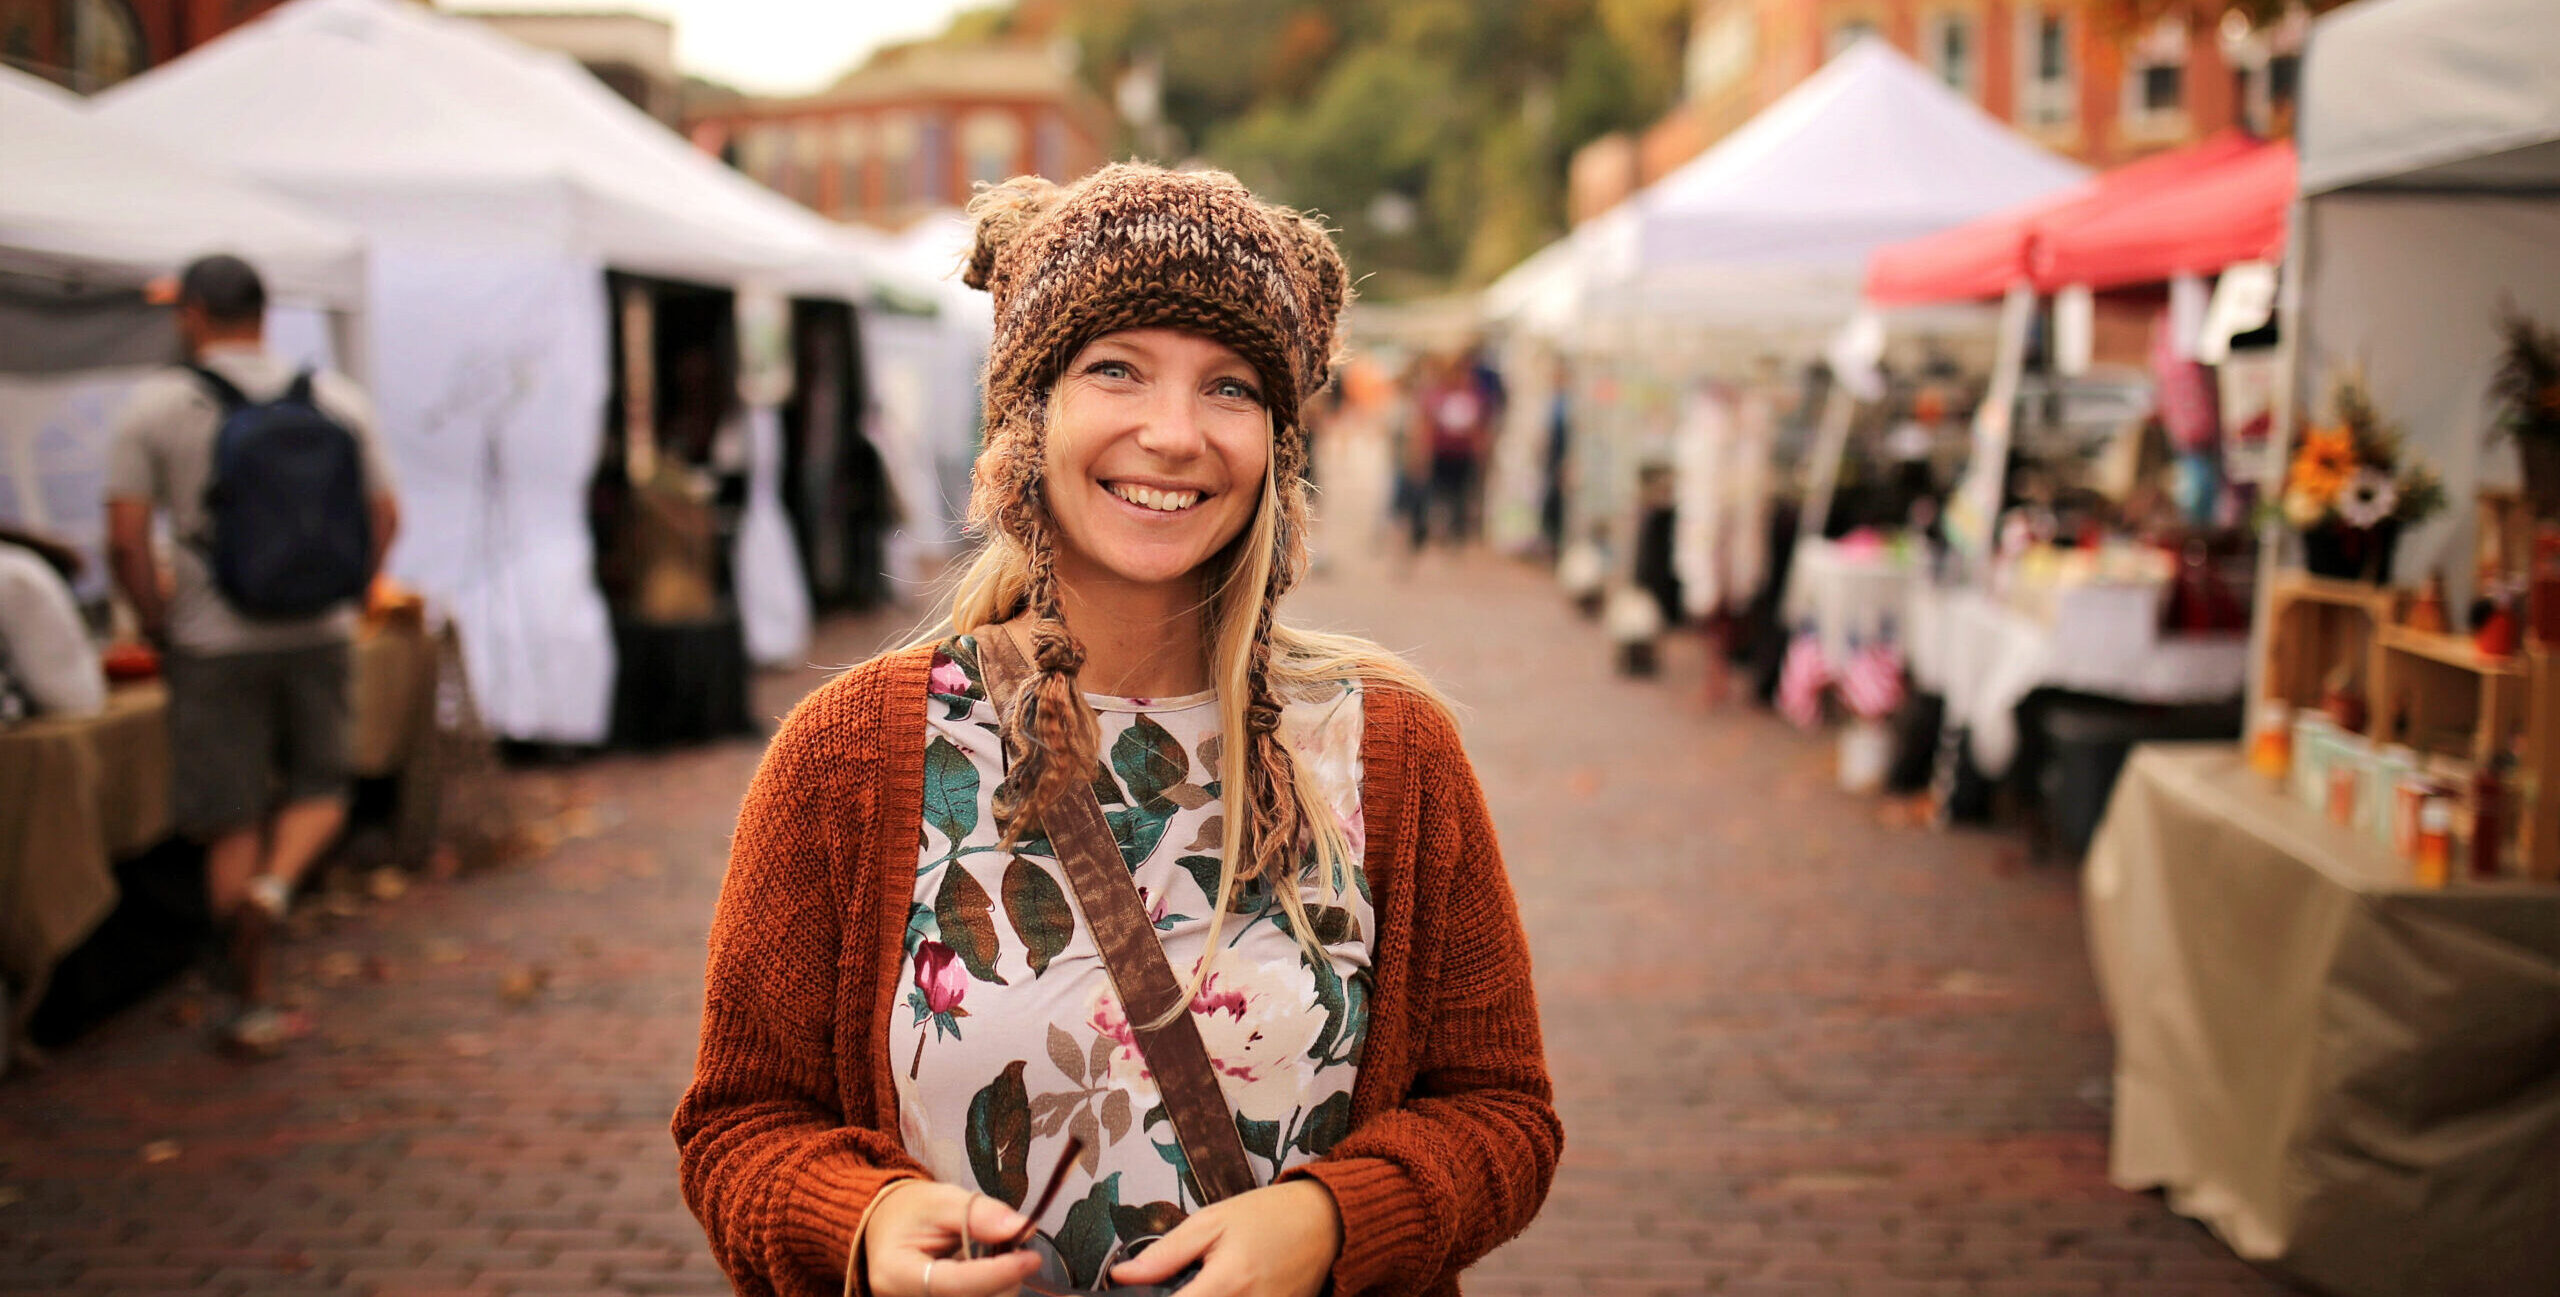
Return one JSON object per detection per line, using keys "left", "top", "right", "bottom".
{"left": 2490, "top": 299, "right": 2560, "bottom": 517}
{"left": 2278, "top": 377, "right": 2446, "bottom": 583}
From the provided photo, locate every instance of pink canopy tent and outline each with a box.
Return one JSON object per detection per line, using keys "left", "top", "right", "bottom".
{"left": 2033, "top": 139, "right": 2294, "bottom": 291}
{"left": 1864, "top": 131, "right": 2273, "bottom": 304}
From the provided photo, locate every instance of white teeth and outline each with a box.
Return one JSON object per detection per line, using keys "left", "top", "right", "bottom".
{"left": 1110, "top": 483, "right": 1199, "bottom": 512}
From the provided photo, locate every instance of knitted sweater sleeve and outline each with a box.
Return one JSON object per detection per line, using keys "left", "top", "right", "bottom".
{"left": 1288, "top": 695, "right": 1562, "bottom": 1296}
{"left": 672, "top": 669, "right": 928, "bottom": 1296}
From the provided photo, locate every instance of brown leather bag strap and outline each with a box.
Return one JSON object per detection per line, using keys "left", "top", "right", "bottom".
{"left": 975, "top": 620, "right": 1259, "bottom": 1205}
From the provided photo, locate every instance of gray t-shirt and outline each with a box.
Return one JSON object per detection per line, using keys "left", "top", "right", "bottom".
{"left": 104, "top": 345, "right": 397, "bottom": 656}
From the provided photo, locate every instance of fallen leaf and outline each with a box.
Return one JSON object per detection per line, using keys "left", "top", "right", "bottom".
{"left": 496, "top": 965, "right": 552, "bottom": 1007}
{"left": 0, "top": 1185, "right": 24, "bottom": 1208}
{"left": 444, "top": 1032, "right": 493, "bottom": 1058}
{"left": 426, "top": 845, "right": 464, "bottom": 880}
{"left": 316, "top": 952, "right": 363, "bottom": 985}
{"left": 140, "top": 1140, "right": 182, "bottom": 1164}
{"left": 322, "top": 893, "right": 363, "bottom": 919}
{"left": 272, "top": 1250, "right": 313, "bottom": 1273}
{"left": 362, "top": 955, "right": 393, "bottom": 983}
{"left": 569, "top": 935, "right": 600, "bottom": 959}
{"left": 367, "top": 868, "right": 408, "bottom": 902}
{"left": 422, "top": 939, "right": 466, "bottom": 965}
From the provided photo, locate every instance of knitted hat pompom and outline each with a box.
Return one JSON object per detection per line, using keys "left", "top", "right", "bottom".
{"left": 961, "top": 163, "right": 1352, "bottom": 886}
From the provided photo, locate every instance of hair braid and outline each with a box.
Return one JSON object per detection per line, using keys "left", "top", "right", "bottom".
{"left": 991, "top": 499, "right": 1101, "bottom": 848}
{"left": 1235, "top": 583, "right": 1304, "bottom": 886}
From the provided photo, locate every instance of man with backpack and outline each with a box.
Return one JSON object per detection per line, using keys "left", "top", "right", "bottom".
{"left": 105, "top": 254, "right": 400, "bottom": 1054}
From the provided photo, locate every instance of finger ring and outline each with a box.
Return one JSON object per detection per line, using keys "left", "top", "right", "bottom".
{"left": 921, "top": 1257, "right": 937, "bottom": 1297}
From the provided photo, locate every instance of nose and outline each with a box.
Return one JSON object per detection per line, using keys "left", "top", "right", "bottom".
{"left": 1131, "top": 384, "right": 1211, "bottom": 461}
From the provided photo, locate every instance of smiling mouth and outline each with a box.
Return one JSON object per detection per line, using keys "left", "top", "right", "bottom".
{"left": 1105, "top": 481, "right": 1205, "bottom": 513}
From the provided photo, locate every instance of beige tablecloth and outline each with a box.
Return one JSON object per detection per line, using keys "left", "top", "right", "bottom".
{"left": 0, "top": 622, "right": 434, "bottom": 1025}
{"left": 0, "top": 684, "right": 170, "bottom": 1021}
{"left": 2086, "top": 744, "right": 2560, "bottom": 1296}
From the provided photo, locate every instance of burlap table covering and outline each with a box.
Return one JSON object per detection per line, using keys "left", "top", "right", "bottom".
{"left": 2085, "top": 743, "right": 2560, "bottom": 1296}
{"left": 0, "top": 683, "right": 169, "bottom": 1024}
{"left": 1, "top": 622, "right": 432, "bottom": 1027}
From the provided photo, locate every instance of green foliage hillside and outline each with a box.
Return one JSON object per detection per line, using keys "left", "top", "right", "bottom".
{"left": 990, "top": 0, "right": 1694, "bottom": 298}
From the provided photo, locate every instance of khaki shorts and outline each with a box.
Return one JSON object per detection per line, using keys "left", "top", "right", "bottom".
{"left": 164, "top": 642, "right": 352, "bottom": 838}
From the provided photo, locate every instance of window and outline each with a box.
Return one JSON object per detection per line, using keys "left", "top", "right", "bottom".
{"left": 793, "top": 123, "right": 826, "bottom": 208}
{"left": 960, "top": 109, "right": 1023, "bottom": 189}
{"left": 2123, "top": 16, "right": 2189, "bottom": 132}
{"left": 737, "top": 124, "right": 782, "bottom": 190}
{"left": 876, "top": 113, "right": 917, "bottom": 211}
{"left": 1927, "top": 13, "right": 1976, "bottom": 95}
{"left": 1034, "top": 115, "right": 1068, "bottom": 182}
{"left": 1684, "top": 1, "right": 1757, "bottom": 101}
{"left": 916, "top": 112, "right": 952, "bottom": 208}
{"left": 2018, "top": 9, "right": 2075, "bottom": 129}
{"left": 835, "top": 118, "right": 870, "bottom": 218}
{"left": 2141, "top": 63, "right": 2182, "bottom": 113}
{"left": 1827, "top": 19, "right": 1878, "bottom": 61}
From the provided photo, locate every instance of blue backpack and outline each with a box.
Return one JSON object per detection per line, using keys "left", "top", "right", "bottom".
{"left": 191, "top": 365, "right": 373, "bottom": 620}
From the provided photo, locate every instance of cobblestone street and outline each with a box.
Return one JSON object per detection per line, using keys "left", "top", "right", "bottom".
{"left": 0, "top": 549, "right": 2289, "bottom": 1297}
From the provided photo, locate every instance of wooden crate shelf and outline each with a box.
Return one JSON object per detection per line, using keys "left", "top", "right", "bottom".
{"left": 2375, "top": 626, "right": 2527, "bottom": 678}
{"left": 2260, "top": 572, "right": 2400, "bottom": 716}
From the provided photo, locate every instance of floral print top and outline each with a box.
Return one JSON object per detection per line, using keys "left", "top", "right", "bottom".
{"left": 891, "top": 635, "right": 1373, "bottom": 1287}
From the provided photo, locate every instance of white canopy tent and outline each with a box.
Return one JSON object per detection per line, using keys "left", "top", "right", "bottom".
{"left": 0, "top": 68, "right": 363, "bottom": 308}
{"left": 2286, "top": 0, "right": 2560, "bottom": 613}
{"left": 0, "top": 67, "right": 368, "bottom": 599}
{"left": 1490, "top": 39, "right": 2086, "bottom": 347}
{"left": 842, "top": 210, "right": 993, "bottom": 563}
{"left": 96, "top": 0, "right": 910, "bottom": 738}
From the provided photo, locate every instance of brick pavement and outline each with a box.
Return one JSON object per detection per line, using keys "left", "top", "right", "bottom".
{"left": 0, "top": 548, "right": 2291, "bottom": 1296}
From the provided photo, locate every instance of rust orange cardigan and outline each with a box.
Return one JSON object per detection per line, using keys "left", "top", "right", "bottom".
{"left": 673, "top": 645, "right": 1559, "bottom": 1297}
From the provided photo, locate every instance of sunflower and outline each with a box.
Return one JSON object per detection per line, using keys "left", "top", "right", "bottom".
{"left": 2287, "top": 424, "right": 2359, "bottom": 505}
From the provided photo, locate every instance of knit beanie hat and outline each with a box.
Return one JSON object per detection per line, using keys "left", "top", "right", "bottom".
{"left": 960, "top": 162, "right": 1351, "bottom": 883}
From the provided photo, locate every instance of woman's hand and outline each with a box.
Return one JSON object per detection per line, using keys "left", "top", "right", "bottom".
{"left": 1107, "top": 1179, "right": 1342, "bottom": 1297}
{"left": 862, "top": 1182, "right": 1043, "bottom": 1297}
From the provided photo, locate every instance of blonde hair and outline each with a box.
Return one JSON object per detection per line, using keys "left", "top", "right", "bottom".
{"left": 911, "top": 417, "right": 1450, "bottom": 1022}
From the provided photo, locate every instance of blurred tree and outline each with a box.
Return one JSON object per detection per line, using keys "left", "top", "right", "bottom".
{"left": 1024, "top": 0, "right": 1685, "bottom": 296}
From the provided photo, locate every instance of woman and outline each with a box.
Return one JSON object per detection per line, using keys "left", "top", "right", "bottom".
{"left": 675, "top": 164, "right": 1557, "bottom": 1297}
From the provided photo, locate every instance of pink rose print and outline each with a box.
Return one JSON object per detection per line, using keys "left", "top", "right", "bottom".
{"left": 908, "top": 940, "right": 970, "bottom": 1078}
{"left": 928, "top": 652, "right": 971, "bottom": 698}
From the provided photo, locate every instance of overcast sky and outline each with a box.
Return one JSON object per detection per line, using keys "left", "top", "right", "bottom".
{"left": 454, "top": 0, "right": 987, "bottom": 95}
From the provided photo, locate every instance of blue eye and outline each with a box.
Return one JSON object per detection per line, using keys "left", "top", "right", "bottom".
{"left": 1087, "top": 360, "right": 1134, "bottom": 380}
{"left": 1216, "top": 378, "right": 1262, "bottom": 402}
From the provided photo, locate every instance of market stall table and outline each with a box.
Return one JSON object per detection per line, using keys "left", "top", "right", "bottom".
{"left": 0, "top": 620, "right": 439, "bottom": 1032}
{"left": 1907, "top": 583, "right": 2248, "bottom": 776}
{"left": 1781, "top": 535, "right": 1923, "bottom": 667}
{"left": 2086, "top": 744, "right": 2560, "bottom": 1297}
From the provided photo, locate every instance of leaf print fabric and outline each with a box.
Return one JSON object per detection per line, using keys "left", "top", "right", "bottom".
{"left": 892, "top": 636, "right": 1372, "bottom": 1261}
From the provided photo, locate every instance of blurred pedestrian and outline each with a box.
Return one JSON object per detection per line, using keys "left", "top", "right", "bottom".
{"left": 1414, "top": 354, "right": 1490, "bottom": 548}
{"left": 676, "top": 164, "right": 1557, "bottom": 1297}
{"left": 104, "top": 254, "right": 400, "bottom": 1054}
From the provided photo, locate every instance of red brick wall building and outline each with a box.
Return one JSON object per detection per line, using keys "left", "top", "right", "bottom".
{"left": 1577, "top": 0, "right": 2306, "bottom": 219}
{"left": 1, "top": 0, "right": 303, "bottom": 91}
{"left": 687, "top": 42, "right": 1115, "bottom": 231}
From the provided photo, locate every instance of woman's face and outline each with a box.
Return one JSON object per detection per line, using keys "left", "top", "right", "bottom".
{"left": 1043, "top": 327, "right": 1271, "bottom": 597}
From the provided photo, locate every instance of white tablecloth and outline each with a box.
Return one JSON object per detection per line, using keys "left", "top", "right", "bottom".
{"left": 1908, "top": 584, "right": 2249, "bottom": 776}
{"left": 1780, "top": 537, "right": 1922, "bottom": 665}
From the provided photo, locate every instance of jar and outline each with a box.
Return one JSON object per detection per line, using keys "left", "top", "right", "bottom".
{"left": 2414, "top": 798, "right": 2454, "bottom": 887}
{"left": 2249, "top": 701, "right": 2294, "bottom": 779}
